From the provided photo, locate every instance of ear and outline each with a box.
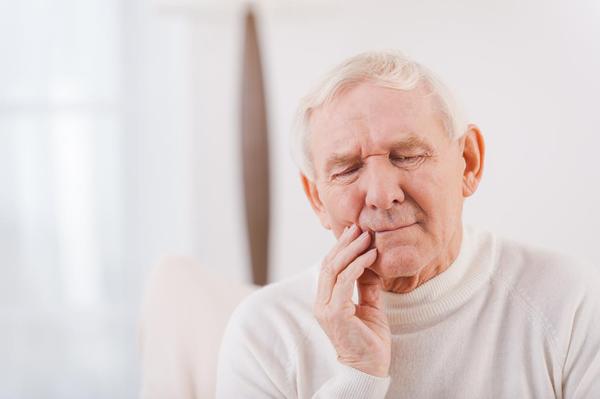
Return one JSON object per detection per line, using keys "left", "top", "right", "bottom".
{"left": 300, "top": 173, "right": 332, "bottom": 230}
{"left": 460, "top": 124, "right": 485, "bottom": 197}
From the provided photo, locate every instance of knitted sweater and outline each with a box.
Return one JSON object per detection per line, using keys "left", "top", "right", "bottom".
{"left": 216, "top": 226, "right": 600, "bottom": 398}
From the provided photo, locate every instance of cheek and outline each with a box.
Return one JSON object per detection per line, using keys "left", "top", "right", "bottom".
{"left": 323, "top": 186, "right": 363, "bottom": 224}
{"left": 410, "top": 168, "right": 464, "bottom": 223}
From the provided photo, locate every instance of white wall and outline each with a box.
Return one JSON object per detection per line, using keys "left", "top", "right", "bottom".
{"left": 122, "top": 1, "right": 250, "bottom": 283}
{"left": 156, "top": 0, "right": 600, "bottom": 283}
{"left": 257, "top": 0, "right": 600, "bottom": 280}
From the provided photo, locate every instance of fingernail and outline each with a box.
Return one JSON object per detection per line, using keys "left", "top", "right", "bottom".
{"left": 360, "top": 230, "right": 370, "bottom": 239}
{"left": 348, "top": 224, "right": 357, "bottom": 234}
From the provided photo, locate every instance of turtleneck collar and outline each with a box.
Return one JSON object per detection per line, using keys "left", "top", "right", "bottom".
{"left": 381, "top": 225, "right": 496, "bottom": 327}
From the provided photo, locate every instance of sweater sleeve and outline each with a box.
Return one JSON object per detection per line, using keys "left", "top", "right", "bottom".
{"left": 311, "top": 363, "right": 390, "bottom": 398}
{"left": 561, "top": 264, "right": 600, "bottom": 399}
{"left": 215, "top": 299, "right": 294, "bottom": 399}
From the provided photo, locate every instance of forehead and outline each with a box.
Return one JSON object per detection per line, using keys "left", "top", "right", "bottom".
{"left": 308, "top": 82, "right": 447, "bottom": 169}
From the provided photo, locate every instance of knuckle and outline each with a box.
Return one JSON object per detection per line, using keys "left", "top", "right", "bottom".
{"left": 337, "top": 268, "right": 354, "bottom": 285}
{"left": 323, "top": 308, "right": 336, "bottom": 324}
{"left": 321, "top": 265, "right": 335, "bottom": 279}
{"left": 336, "top": 272, "right": 348, "bottom": 285}
{"left": 314, "top": 305, "right": 332, "bottom": 323}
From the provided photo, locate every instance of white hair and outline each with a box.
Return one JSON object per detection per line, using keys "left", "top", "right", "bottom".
{"left": 291, "top": 50, "right": 468, "bottom": 180}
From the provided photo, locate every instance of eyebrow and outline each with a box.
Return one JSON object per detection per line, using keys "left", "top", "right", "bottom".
{"left": 323, "top": 135, "right": 434, "bottom": 175}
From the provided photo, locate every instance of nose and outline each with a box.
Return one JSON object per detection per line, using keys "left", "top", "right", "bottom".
{"left": 363, "top": 158, "right": 405, "bottom": 210}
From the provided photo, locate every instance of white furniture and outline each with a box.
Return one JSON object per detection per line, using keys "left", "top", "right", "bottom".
{"left": 139, "top": 257, "right": 256, "bottom": 398}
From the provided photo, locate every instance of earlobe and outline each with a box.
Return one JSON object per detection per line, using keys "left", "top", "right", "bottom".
{"left": 300, "top": 173, "right": 332, "bottom": 229}
{"left": 461, "top": 124, "right": 485, "bottom": 198}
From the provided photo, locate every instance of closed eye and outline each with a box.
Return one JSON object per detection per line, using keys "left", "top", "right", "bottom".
{"left": 332, "top": 164, "right": 362, "bottom": 180}
{"left": 391, "top": 155, "right": 420, "bottom": 162}
{"left": 390, "top": 154, "right": 428, "bottom": 168}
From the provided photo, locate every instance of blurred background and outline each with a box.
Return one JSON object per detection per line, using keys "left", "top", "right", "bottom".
{"left": 1, "top": 0, "right": 599, "bottom": 397}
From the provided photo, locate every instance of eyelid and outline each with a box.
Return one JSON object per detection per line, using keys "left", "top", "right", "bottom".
{"left": 331, "top": 152, "right": 429, "bottom": 180}
{"left": 389, "top": 153, "right": 429, "bottom": 168}
{"left": 331, "top": 164, "right": 361, "bottom": 180}
{"left": 391, "top": 151, "right": 430, "bottom": 160}
{"left": 391, "top": 155, "right": 420, "bottom": 161}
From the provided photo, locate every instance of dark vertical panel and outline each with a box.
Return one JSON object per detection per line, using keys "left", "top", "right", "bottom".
{"left": 240, "top": 7, "right": 270, "bottom": 286}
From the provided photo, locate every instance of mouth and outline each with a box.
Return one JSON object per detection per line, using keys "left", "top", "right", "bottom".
{"left": 372, "top": 222, "right": 417, "bottom": 234}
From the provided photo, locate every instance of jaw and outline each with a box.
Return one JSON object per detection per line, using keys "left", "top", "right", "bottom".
{"left": 367, "top": 223, "right": 463, "bottom": 293}
{"left": 369, "top": 247, "right": 441, "bottom": 294}
{"left": 368, "top": 222, "right": 427, "bottom": 276}
{"left": 369, "top": 244, "right": 426, "bottom": 278}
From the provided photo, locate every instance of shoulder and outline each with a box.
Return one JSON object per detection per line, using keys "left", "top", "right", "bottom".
{"left": 491, "top": 234, "right": 600, "bottom": 303}
{"left": 489, "top": 232, "right": 600, "bottom": 347}
{"left": 474, "top": 229, "right": 600, "bottom": 394}
{"left": 232, "top": 264, "right": 319, "bottom": 325}
{"left": 216, "top": 265, "right": 320, "bottom": 396}
{"left": 222, "top": 264, "right": 320, "bottom": 352}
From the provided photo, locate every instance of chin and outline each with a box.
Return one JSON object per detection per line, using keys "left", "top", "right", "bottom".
{"left": 368, "top": 224, "right": 431, "bottom": 277}
{"left": 369, "top": 245, "right": 426, "bottom": 278}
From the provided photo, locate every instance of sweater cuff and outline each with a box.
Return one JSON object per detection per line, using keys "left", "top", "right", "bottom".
{"left": 325, "top": 363, "right": 390, "bottom": 398}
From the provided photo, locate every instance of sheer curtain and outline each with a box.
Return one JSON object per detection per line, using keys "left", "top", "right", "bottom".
{"left": 1, "top": 0, "right": 252, "bottom": 396}
{"left": 1, "top": 1, "right": 135, "bottom": 397}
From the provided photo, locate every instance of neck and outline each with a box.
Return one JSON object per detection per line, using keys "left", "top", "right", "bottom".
{"left": 381, "top": 225, "right": 463, "bottom": 294}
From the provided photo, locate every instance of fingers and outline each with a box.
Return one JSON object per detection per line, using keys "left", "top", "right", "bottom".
{"left": 357, "top": 268, "right": 383, "bottom": 310}
{"left": 316, "top": 225, "right": 363, "bottom": 305}
{"left": 330, "top": 230, "right": 372, "bottom": 278}
{"left": 328, "top": 224, "right": 362, "bottom": 261}
{"left": 329, "top": 248, "right": 378, "bottom": 307}
{"left": 316, "top": 226, "right": 371, "bottom": 305}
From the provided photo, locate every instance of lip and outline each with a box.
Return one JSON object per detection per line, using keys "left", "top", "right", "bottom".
{"left": 372, "top": 222, "right": 417, "bottom": 234}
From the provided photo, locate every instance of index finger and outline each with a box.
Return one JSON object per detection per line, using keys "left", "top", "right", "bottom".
{"left": 316, "top": 227, "right": 370, "bottom": 305}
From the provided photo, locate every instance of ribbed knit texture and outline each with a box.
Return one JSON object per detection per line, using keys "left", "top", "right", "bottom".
{"left": 317, "top": 364, "right": 390, "bottom": 397}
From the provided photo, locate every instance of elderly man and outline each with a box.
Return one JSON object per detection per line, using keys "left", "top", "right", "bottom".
{"left": 216, "top": 51, "right": 600, "bottom": 398}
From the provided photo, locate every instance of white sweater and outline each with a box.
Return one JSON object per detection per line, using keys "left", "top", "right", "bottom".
{"left": 216, "top": 226, "right": 600, "bottom": 398}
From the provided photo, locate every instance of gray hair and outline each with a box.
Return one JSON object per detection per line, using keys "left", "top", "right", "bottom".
{"left": 291, "top": 50, "right": 468, "bottom": 180}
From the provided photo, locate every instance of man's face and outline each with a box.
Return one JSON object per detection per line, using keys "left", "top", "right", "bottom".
{"left": 305, "top": 82, "right": 469, "bottom": 279}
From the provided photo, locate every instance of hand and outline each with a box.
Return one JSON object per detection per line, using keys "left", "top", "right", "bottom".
{"left": 314, "top": 224, "right": 391, "bottom": 377}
